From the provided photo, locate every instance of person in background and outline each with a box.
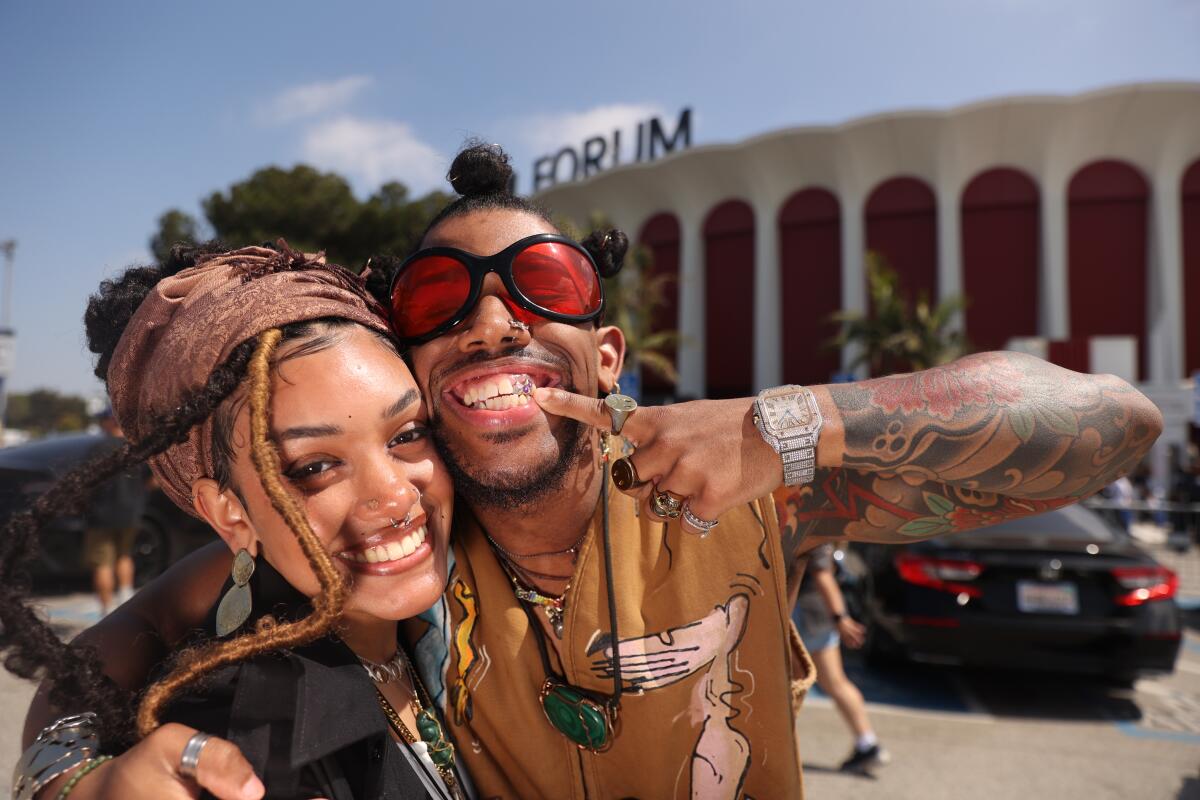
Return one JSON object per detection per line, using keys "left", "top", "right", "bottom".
{"left": 792, "top": 543, "right": 889, "bottom": 774}
{"left": 83, "top": 408, "right": 149, "bottom": 615}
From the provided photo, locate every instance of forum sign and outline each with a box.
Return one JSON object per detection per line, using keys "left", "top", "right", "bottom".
{"left": 531, "top": 108, "right": 692, "bottom": 193}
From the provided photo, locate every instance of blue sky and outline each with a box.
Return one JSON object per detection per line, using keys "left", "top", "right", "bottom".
{"left": 1, "top": 0, "right": 1198, "bottom": 397}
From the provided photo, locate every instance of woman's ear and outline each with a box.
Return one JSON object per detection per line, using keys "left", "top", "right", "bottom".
{"left": 595, "top": 325, "right": 626, "bottom": 394}
{"left": 192, "top": 478, "right": 258, "bottom": 557}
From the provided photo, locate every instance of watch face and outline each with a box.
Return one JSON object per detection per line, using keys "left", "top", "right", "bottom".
{"left": 764, "top": 394, "right": 813, "bottom": 432}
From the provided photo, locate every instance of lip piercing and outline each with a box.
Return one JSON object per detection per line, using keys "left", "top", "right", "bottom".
{"left": 508, "top": 319, "right": 530, "bottom": 332}
{"left": 389, "top": 511, "right": 414, "bottom": 529}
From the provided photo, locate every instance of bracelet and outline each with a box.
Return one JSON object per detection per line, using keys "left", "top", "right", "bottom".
{"left": 56, "top": 755, "right": 112, "bottom": 800}
{"left": 12, "top": 713, "right": 100, "bottom": 800}
{"left": 832, "top": 612, "right": 846, "bottom": 622}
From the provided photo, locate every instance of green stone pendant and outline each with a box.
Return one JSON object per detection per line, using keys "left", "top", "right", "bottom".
{"left": 539, "top": 678, "right": 615, "bottom": 752}
{"left": 416, "top": 708, "right": 454, "bottom": 767}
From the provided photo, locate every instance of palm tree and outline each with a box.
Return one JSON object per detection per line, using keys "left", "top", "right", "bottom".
{"left": 829, "top": 253, "right": 968, "bottom": 376}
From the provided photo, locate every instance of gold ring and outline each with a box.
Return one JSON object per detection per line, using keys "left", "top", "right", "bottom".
{"left": 650, "top": 490, "right": 683, "bottom": 519}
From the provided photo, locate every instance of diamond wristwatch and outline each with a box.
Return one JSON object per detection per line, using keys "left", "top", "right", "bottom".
{"left": 753, "top": 385, "right": 823, "bottom": 486}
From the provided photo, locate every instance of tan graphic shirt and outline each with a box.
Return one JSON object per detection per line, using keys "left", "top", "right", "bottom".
{"left": 405, "top": 490, "right": 814, "bottom": 800}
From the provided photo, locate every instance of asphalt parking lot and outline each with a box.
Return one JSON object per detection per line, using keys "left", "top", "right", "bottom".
{"left": 2, "top": 541, "right": 1198, "bottom": 800}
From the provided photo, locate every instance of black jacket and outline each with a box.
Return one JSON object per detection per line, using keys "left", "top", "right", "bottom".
{"left": 164, "top": 560, "right": 440, "bottom": 799}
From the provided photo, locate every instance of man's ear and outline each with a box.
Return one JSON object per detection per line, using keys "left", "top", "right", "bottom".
{"left": 192, "top": 478, "right": 258, "bottom": 557}
{"left": 595, "top": 324, "right": 626, "bottom": 394}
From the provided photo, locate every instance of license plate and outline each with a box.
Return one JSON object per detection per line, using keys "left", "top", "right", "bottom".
{"left": 1017, "top": 581, "right": 1079, "bottom": 614}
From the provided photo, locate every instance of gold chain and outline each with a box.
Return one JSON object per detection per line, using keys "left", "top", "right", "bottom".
{"left": 375, "top": 687, "right": 463, "bottom": 799}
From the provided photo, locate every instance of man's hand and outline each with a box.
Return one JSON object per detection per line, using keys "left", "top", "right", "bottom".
{"left": 534, "top": 388, "right": 781, "bottom": 534}
{"left": 36, "top": 724, "right": 264, "bottom": 800}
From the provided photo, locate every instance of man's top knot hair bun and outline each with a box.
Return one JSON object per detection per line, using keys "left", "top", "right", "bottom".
{"left": 448, "top": 142, "right": 513, "bottom": 198}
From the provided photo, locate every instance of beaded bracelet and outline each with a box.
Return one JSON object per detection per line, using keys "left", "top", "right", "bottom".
{"left": 56, "top": 755, "right": 113, "bottom": 800}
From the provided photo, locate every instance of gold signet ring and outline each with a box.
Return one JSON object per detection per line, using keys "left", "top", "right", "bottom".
{"left": 650, "top": 490, "right": 683, "bottom": 519}
{"left": 612, "top": 457, "right": 645, "bottom": 492}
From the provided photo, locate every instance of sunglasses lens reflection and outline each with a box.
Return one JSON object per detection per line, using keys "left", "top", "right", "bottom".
{"left": 391, "top": 255, "right": 471, "bottom": 339}
{"left": 511, "top": 243, "right": 602, "bottom": 317}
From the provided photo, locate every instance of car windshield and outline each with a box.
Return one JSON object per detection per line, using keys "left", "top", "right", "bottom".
{"left": 936, "top": 503, "right": 1120, "bottom": 546}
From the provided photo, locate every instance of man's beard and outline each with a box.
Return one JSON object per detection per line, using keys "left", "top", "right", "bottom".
{"left": 433, "top": 416, "right": 589, "bottom": 512}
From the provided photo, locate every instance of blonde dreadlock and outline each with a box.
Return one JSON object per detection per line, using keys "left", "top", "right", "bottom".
{"left": 136, "top": 328, "right": 349, "bottom": 736}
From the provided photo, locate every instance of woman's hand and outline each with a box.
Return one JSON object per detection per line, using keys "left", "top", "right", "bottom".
{"left": 38, "top": 723, "right": 265, "bottom": 800}
{"left": 836, "top": 616, "right": 867, "bottom": 649}
{"left": 534, "top": 388, "right": 783, "bottom": 534}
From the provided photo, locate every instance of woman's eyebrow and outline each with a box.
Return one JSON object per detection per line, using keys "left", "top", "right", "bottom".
{"left": 382, "top": 389, "right": 420, "bottom": 419}
{"left": 278, "top": 424, "right": 342, "bottom": 441}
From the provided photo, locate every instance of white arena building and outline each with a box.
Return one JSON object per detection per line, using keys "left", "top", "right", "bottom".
{"left": 537, "top": 82, "right": 1200, "bottom": 453}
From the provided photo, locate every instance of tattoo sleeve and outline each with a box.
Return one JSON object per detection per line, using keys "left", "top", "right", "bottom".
{"left": 775, "top": 351, "right": 1163, "bottom": 577}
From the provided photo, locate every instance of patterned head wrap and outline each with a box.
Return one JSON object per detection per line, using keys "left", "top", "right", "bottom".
{"left": 106, "top": 243, "right": 391, "bottom": 514}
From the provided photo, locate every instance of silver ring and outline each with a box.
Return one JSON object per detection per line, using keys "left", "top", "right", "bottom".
{"left": 681, "top": 501, "right": 720, "bottom": 536}
{"left": 179, "top": 732, "right": 211, "bottom": 780}
{"left": 604, "top": 388, "right": 638, "bottom": 435}
{"left": 508, "top": 319, "right": 530, "bottom": 332}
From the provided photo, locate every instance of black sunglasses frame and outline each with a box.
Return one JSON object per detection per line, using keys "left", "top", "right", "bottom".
{"left": 388, "top": 233, "right": 606, "bottom": 345}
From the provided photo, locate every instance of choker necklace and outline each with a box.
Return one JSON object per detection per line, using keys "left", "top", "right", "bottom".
{"left": 375, "top": 650, "right": 464, "bottom": 800}
{"left": 358, "top": 650, "right": 407, "bottom": 684}
{"left": 483, "top": 434, "right": 625, "bottom": 753}
{"left": 483, "top": 527, "right": 589, "bottom": 561}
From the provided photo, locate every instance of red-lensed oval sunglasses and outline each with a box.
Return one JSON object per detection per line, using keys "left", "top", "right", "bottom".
{"left": 388, "top": 233, "right": 604, "bottom": 345}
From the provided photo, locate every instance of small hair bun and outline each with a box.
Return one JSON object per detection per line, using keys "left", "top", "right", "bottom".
{"left": 447, "top": 142, "right": 513, "bottom": 198}
{"left": 582, "top": 228, "right": 628, "bottom": 279}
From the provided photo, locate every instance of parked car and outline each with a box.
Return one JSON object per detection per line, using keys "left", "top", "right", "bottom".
{"left": 0, "top": 432, "right": 215, "bottom": 586}
{"left": 849, "top": 503, "right": 1182, "bottom": 683}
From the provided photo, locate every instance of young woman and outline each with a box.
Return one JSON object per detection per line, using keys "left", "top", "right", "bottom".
{"left": 3, "top": 244, "right": 467, "bottom": 799}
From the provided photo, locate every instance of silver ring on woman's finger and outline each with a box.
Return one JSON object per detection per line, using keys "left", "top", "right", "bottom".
{"left": 179, "top": 732, "right": 212, "bottom": 780}
{"left": 681, "top": 501, "right": 720, "bottom": 537}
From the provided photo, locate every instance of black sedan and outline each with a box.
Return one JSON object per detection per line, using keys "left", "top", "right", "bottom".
{"left": 0, "top": 432, "right": 215, "bottom": 586}
{"left": 850, "top": 503, "right": 1182, "bottom": 683}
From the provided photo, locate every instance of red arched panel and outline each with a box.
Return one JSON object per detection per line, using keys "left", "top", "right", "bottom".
{"left": 1067, "top": 160, "right": 1149, "bottom": 379}
{"left": 1184, "top": 159, "right": 1200, "bottom": 376}
{"left": 960, "top": 167, "right": 1040, "bottom": 352}
{"left": 865, "top": 177, "right": 938, "bottom": 306}
{"left": 637, "top": 213, "right": 681, "bottom": 395}
{"left": 703, "top": 200, "right": 754, "bottom": 398}
{"left": 779, "top": 188, "right": 841, "bottom": 384}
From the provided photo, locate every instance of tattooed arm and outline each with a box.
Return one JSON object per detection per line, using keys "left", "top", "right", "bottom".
{"left": 775, "top": 351, "right": 1163, "bottom": 567}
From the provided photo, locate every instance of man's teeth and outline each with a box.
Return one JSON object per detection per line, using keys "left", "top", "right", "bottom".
{"left": 461, "top": 375, "right": 535, "bottom": 409}
{"left": 348, "top": 526, "right": 427, "bottom": 564}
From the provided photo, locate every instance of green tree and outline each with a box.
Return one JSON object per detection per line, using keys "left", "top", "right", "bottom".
{"left": 151, "top": 166, "right": 451, "bottom": 269}
{"left": 830, "top": 253, "right": 968, "bottom": 376}
{"left": 149, "top": 210, "right": 201, "bottom": 263}
{"left": 5, "top": 390, "right": 89, "bottom": 436}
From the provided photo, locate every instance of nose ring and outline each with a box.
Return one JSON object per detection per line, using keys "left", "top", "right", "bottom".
{"left": 508, "top": 319, "right": 530, "bottom": 333}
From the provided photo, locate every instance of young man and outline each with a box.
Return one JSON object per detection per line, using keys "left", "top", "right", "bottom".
{"left": 21, "top": 160, "right": 1162, "bottom": 799}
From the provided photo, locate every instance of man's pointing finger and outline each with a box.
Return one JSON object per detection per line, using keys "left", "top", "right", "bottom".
{"left": 533, "top": 387, "right": 610, "bottom": 428}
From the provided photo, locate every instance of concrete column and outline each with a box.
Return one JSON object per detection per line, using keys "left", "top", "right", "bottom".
{"left": 676, "top": 210, "right": 706, "bottom": 398}
{"left": 1040, "top": 180, "right": 1069, "bottom": 340}
{"left": 1148, "top": 171, "right": 1185, "bottom": 384}
{"left": 937, "top": 176, "right": 963, "bottom": 326}
{"left": 752, "top": 196, "right": 782, "bottom": 390}
{"left": 839, "top": 191, "right": 867, "bottom": 375}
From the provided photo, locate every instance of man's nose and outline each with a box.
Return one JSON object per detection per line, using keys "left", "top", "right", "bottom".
{"left": 455, "top": 277, "right": 532, "bottom": 353}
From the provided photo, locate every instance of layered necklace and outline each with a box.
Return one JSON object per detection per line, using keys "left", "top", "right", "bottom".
{"left": 360, "top": 649, "right": 467, "bottom": 800}
{"left": 481, "top": 437, "right": 625, "bottom": 753}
